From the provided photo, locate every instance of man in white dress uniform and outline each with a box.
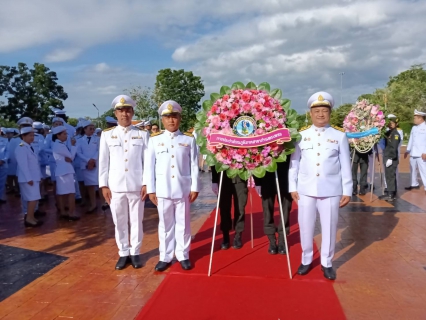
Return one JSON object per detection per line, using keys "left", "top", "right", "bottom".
{"left": 99, "top": 95, "right": 150, "bottom": 270}
{"left": 145, "top": 100, "right": 199, "bottom": 272}
{"left": 404, "top": 109, "right": 426, "bottom": 193}
{"left": 289, "top": 92, "right": 352, "bottom": 280}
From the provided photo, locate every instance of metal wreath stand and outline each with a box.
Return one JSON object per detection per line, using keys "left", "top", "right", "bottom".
{"left": 351, "top": 138, "right": 383, "bottom": 201}
{"left": 208, "top": 170, "right": 293, "bottom": 279}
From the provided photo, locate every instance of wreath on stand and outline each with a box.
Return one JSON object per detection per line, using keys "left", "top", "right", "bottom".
{"left": 343, "top": 99, "right": 386, "bottom": 153}
{"left": 194, "top": 81, "right": 300, "bottom": 180}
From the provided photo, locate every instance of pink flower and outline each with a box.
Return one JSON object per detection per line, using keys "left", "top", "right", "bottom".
{"left": 222, "top": 94, "right": 229, "bottom": 101}
{"left": 263, "top": 157, "right": 272, "bottom": 166}
{"left": 250, "top": 148, "right": 259, "bottom": 154}
{"left": 245, "top": 162, "right": 257, "bottom": 170}
{"left": 255, "top": 128, "right": 265, "bottom": 135}
{"left": 243, "top": 104, "right": 251, "bottom": 112}
{"left": 242, "top": 91, "right": 251, "bottom": 102}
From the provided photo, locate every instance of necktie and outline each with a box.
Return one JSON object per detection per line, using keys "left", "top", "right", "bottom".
{"left": 30, "top": 146, "right": 34, "bottom": 152}
{"left": 87, "top": 137, "right": 91, "bottom": 144}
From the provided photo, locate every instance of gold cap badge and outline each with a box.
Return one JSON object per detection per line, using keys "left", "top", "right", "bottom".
{"left": 167, "top": 104, "right": 173, "bottom": 112}
{"left": 318, "top": 95, "right": 324, "bottom": 101}
{"left": 120, "top": 97, "right": 126, "bottom": 104}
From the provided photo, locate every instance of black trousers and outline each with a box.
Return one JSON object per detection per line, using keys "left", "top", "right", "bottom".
{"left": 219, "top": 181, "right": 248, "bottom": 233}
{"left": 385, "top": 160, "right": 398, "bottom": 192}
{"left": 351, "top": 153, "right": 369, "bottom": 190}
{"left": 261, "top": 184, "right": 292, "bottom": 236}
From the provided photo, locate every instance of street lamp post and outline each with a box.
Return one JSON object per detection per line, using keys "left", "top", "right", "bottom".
{"left": 339, "top": 72, "right": 345, "bottom": 106}
{"left": 92, "top": 103, "right": 100, "bottom": 127}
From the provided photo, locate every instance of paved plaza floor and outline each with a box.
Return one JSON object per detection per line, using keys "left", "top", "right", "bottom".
{"left": 0, "top": 147, "right": 425, "bottom": 319}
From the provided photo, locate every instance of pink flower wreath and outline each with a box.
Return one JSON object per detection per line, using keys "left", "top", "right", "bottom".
{"left": 194, "top": 82, "right": 300, "bottom": 180}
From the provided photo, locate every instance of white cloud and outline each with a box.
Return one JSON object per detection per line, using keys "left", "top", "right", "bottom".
{"left": 1, "top": 0, "right": 426, "bottom": 115}
{"left": 45, "top": 48, "right": 83, "bottom": 62}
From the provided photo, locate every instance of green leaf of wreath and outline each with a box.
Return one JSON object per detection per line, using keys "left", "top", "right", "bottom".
{"left": 215, "top": 162, "right": 229, "bottom": 173}
{"left": 238, "top": 170, "right": 250, "bottom": 181}
{"left": 202, "top": 100, "right": 213, "bottom": 112}
{"left": 270, "top": 88, "right": 282, "bottom": 100}
{"left": 231, "top": 82, "right": 245, "bottom": 90}
{"left": 210, "top": 93, "right": 221, "bottom": 103}
{"left": 265, "top": 158, "right": 278, "bottom": 172}
{"left": 258, "top": 82, "right": 271, "bottom": 92}
{"left": 275, "top": 152, "right": 287, "bottom": 163}
{"left": 226, "top": 168, "right": 240, "bottom": 179}
{"left": 245, "top": 82, "right": 257, "bottom": 89}
{"left": 253, "top": 166, "right": 266, "bottom": 178}
{"left": 280, "top": 99, "right": 291, "bottom": 111}
{"left": 220, "top": 86, "right": 231, "bottom": 96}
{"left": 196, "top": 111, "right": 207, "bottom": 123}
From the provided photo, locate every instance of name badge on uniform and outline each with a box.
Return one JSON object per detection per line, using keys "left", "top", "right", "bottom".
{"left": 132, "top": 137, "right": 142, "bottom": 139}
{"left": 111, "top": 135, "right": 118, "bottom": 139}
{"left": 395, "top": 135, "right": 399, "bottom": 140}
{"left": 158, "top": 143, "right": 164, "bottom": 146}
{"left": 303, "top": 137, "right": 311, "bottom": 141}
{"left": 179, "top": 143, "right": 189, "bottom": 147}
{"left": 327, "top": 139, "right": 338, "bottom": 144}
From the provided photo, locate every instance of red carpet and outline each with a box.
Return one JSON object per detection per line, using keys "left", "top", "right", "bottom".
{"left": 137, "top": 189, "right": 345, "bottom": 320}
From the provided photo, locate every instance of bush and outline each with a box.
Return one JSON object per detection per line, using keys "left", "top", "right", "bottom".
{"left": 398, "top": 121, "right": 414, "bottom": 142}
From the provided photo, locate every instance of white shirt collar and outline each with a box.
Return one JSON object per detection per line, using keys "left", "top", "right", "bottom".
{"left": 165, "top": 129, "right": 181, "bottom": 137}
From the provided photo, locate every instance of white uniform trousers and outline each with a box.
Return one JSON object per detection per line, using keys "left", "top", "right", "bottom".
{"left": 110, "top": 191, "right": 144, "bottom": 257}
{"left": 0, "top": 167, "right": 7, "bottom": 200}
{"left": 157, "top": 197, "right": 191, "bottom": 263}
{"left": 410, "top": 157, "right": 426, "bottom": 189}
{"left": 298, "top": 194, "right": 340, "bottom": 268}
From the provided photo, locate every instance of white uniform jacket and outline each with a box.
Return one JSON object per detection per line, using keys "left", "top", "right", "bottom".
{"left": 289, "top": 125, "right": 352, "bottom": 197}
{"left": 0, "top": 137, "right": 9, "bottom": 168}
{"left": 53, "top": 140, "right": 77, "bottom": 176}
{"left": 7, "top": 136, "right": 21, "bottom": 173}
{"left": 77, "top": 135, "right": 100, "bottom": 169}
{"left": 407, "top": 122, "right": 426, "bottom": 157}
{"left": 145, "top": 130, "right": 199, "bottom": 199}
{"left": 15, "top": 141, "right": 41, "bottom": 183}
{"left": 99, "top": 125, "right": 149, "bottom": 193}
{"left": 43, "top": 133, "right": 56, "bottom": 164}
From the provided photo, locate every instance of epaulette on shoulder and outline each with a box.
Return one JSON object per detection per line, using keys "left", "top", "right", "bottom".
{"left": 298, "top": 125, "right": 311, "bottom": 132}
{"left": 13, "top": 134, "right": 20, "bottom": 138}
{"left": 103, "top": 126, "right": 115, "bottom": 132}
{"left": 19, "top": 143, "right": 24, "bottom": 146}
{"left": 184, "top": 132, "right": 194, "bottom": 137}
{"left": 136, "top": 127, "right": 146, "bottom": 131}
{"left": 332, "top": 125, "right": 345, "bottom": 133}
{"left": 150, "top": 131, "right": 164, "bottom": 137}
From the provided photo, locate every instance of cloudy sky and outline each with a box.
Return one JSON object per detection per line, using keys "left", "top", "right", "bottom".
{"left": 1, "top": 0, "right": 425, "bottom": 118}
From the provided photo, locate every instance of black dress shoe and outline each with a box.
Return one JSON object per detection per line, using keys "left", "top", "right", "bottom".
{"left": 75, "top": 198, "right": 83, "bottom": 204}
{"left": 267, "top": 235, "right": 277, "bottom": 255}
{"left": 221, "top": 232, "right": 230, "bottom": 250}
{"left": 130, "top": 255, "right": 143, "bottom": 269}
{"left": 24, "top": 219, "right": 43, "bottom": 228}
{"left": 101, "top": 203, "right": 110, "bottom": 212}
{"left": 278, "top": 244, "right": 287, "bottom": 255}
{"left": 352, "top": 190, "right": 358, "bottom": 195}
{"left": 0, "top": 200, "right": 6, "bottom": 204}
{"left": 155, "top": 261, "right": 171, "bottom": 272}
{"left": 115, "top": 256, "right": 130, "bottom": 270}
{"left": 68, "top": 216, "right": 80, "bottom": 221}
{"left": 233, "top": 233, "right": 242, "bottom": 249}
{"left": 358, "top": 189, "right": 366, "bottom": 195}
{"left": 385, "top": 192, "right": 396, "bottom": 202}
{"left": 321, "top": 265, "right": 336, "bottom": 280}
{"left": 34, "top": 210, "right": 46, "bottom": 218}
{"left": 297, "top": 263, "right": 311, "bottom": 275}
{"left": 405, "top": 185, "right": 420, "bottom": 190}
{"left": 180, "top": 259, "right": 192, "bottom": 270}
{"left": 221, "top": 242, "right": 230, "bottom": 250}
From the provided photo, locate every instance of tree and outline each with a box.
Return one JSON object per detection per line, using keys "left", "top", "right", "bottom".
{"left": 154, "top": 69, "right": 204, "bottom": 131}
{"left": 67, "top": 118, "right": 79, "bottom": 127}
{"left": 0, "top": 62, "right": 68, "bottom": 123}
{"left": 124, "top": 86, "right": 158, "bottom": 121}
{"left": 330, "top": 103, "right": 353, "bottom": 127}
{"left": 357, "top": 64, "right": 426, "bottom": 121}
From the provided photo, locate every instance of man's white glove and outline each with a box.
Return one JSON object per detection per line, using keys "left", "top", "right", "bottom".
{"left": 386, "top": 159, "right": 392, "bottom": 168}
{"left": 255, "top": 186, "right": 262, "bottom": 197}
{"left": 211, "top": 183, "right": 219, "bottom": 195}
